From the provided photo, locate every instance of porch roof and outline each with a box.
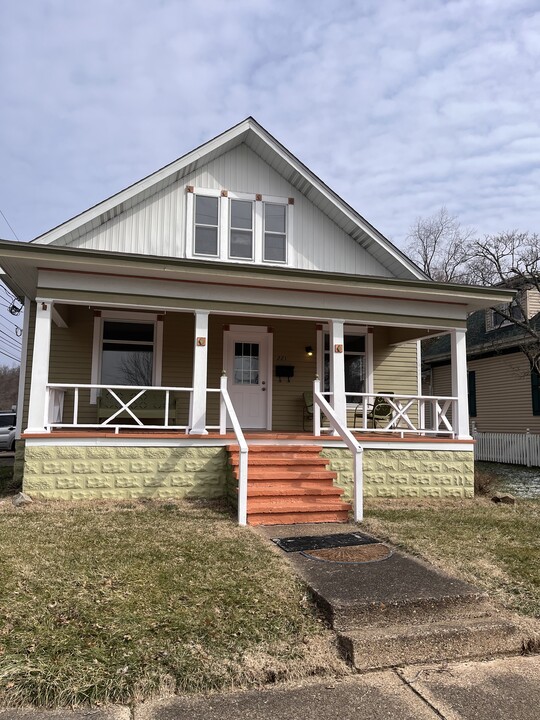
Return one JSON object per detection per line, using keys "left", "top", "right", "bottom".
{"left": 0, "top": 238, "right": 515, "bottom": 324}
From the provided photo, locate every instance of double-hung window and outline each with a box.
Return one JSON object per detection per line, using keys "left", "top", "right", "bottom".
{"left": 188, "top": 187, "right": 290, "bottom": 265}
{"left": 230, "top": 200, "right": 253, "bottom": 260}
{"left": 264, "top": 203, "right": 287, "bottom": 262}
{"left": 194, "top": 195, "right": 219, "bottom": 257}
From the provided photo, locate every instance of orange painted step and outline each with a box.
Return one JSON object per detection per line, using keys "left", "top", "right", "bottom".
{"left": 248, "top": 496, "right": 349, "bottom": 510}
{"left": 247, "top": 485, "right": 345, "bottom": 497}
{"left": 227, "top": 445, "right": 322, "bottom": 454}
{"left": 241, "top": 469, "right": 337, "bottom": 480}
{"left": 229, "top": 454, "right": 329, "bottom": 466}
{"left": 248, "top": 510, "right": 351, "bottom": 526}
{"left": 246, "top": 479, "right": 343, "bottom": 491}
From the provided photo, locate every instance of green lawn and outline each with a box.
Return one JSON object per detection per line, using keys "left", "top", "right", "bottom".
{"left": 362, "top": 498, "right": 540, "bottom": 618}
{"left": 0, "top": 500, "right": 345, "bottom": 708}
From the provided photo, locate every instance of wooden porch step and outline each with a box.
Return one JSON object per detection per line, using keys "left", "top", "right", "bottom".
{"left": 226, "top": 443, "right": 351, "bottom": 526}
{"left": 227, "top": 444, "right": 322, "bottom": 454}
{"left": 229, "top": 454, "right": 329, "bottom": 466}
{"left": 247, "top": 484, "right": 345, "bottom": 497}
{"left": 248, "top": 510, "right": 351, "bottom": 526}
{"left": 241, "top": 469, "right": 337, "bottom": 481}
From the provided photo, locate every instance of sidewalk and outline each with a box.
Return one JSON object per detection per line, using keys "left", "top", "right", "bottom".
{"left": 2, "top": 655, "right": 539, "bottom": 720}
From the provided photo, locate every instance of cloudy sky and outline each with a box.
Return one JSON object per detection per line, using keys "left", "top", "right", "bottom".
{"left": 1, "top": 0, "right": 540, "bottom": 362}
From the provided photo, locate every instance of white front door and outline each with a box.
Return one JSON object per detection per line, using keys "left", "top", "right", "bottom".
{"left": 224, "top": 327, "right": 271, "bottom": 429}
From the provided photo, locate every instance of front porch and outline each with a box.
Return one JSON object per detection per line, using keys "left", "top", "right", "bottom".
{"left": 19, "top": 299, "right": 474, "bottom": 523}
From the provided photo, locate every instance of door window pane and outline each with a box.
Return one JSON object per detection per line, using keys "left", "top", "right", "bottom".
{"left": 234, "top": 342, "right": 259, "bottom": 384}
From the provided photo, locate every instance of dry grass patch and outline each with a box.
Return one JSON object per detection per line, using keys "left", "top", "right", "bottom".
{"left": 0, "top": 499, "right": 346, "bottom": 707}
{"left": 362, "top": 498, "right": 540, "bottom": 618}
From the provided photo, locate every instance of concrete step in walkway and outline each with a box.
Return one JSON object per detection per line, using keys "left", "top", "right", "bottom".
{"left": 258, "top": 522, "right": 526, "bottom": 670}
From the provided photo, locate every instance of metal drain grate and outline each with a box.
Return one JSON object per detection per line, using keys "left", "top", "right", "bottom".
{"left": 271, "top": 532, "right": 378, "bottom": 553}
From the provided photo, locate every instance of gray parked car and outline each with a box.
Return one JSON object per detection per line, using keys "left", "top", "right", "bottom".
{"left": 0, "top": 412, "right": 16, "bottom": 451}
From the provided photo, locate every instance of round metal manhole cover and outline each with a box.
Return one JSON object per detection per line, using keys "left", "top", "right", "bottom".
{"left": 302, "top": 542, "right": 392, "bottom": 563}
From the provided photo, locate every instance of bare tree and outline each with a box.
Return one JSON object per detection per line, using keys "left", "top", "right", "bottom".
{"left": 119, "top": 351, "right": 153, "bottom": 386}
{"left": 468, "top": 230, "right": 540, "bottom": 373}
{"left": 0, "top": 365, "right": 19, "bottom": 410}
{"left": 406, "top": 207, "right": 476, "bottom": 282}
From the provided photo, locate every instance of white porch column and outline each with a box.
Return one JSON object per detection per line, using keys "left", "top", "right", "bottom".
{"left": 189, "top": 310, "right": 209, "bottom": 434}
{"left": 450, "top": 328, "right": 471, "bottom": 439}
{"left": 330, "top": 319, "right": 347, "bottom": 428}
{"left": 26, "top": 299, "right": 53, "bottom": 433}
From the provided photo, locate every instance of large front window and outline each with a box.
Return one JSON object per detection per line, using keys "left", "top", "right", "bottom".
{"left": 101, "top": 321, "right": 154, "bottom": 386}
{"left": 323, "top": 333, "right": 366, "bottom": 402}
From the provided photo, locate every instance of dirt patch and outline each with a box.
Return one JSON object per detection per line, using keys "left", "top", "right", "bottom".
{"left": 304, "top": 543, "right": 391, "bottom": 563}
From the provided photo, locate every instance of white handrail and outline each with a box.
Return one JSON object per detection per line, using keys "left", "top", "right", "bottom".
{"left": 220, "top": 373, "right": 249, "bottom": 526}
{"left": 313, "top": 377, "right": 363, "bottom": 523}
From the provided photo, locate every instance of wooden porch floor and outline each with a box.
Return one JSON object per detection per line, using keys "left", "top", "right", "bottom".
{"left": 22, "top": 429, "right": 472, "bottom": 444}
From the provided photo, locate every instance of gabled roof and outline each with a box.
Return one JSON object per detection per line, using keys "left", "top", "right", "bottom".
{"left": 31, "top": 117, "right": 426, "bottom": 281}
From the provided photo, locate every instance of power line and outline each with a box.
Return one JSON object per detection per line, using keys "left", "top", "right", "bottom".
{"left": 0, "top": 347, "right": 20, "bottom": 363}
{"left": 0, "top": 209, "right": 19, "bottom": 241}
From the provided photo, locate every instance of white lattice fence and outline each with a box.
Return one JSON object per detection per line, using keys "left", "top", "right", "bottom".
{"left": 473, "top": 430, "right": 540, "bottom": 467}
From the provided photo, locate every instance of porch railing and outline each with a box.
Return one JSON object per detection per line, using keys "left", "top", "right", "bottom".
{"left": 343, "top": 391, "right": 458, "bottom": 437}
{"left": 313, "top": 377, "right": 363, "bottom": 523}
{"left": 45, "top": 383, "right": 196, "bottom": 433}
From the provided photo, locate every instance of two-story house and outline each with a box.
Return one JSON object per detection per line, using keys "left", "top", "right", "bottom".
{"left": 0, "top": 118, "right": 512, "bottom": 524}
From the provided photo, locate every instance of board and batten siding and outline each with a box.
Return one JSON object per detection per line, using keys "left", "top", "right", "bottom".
{"left": 432, "top": 352, "right": 540, "bottom": 434}
{"left": 60, "top": 143, "right": 393, "bottom": 278}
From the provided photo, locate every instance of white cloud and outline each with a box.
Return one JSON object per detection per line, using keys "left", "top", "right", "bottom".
{"left": 0, "top": 0, "right": 540, "bottom": 250}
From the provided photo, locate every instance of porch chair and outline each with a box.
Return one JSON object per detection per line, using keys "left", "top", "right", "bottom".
{"left": 353, "top": 392, "right": 394, "bottom": 429}
{"left": 303, "top": 391, "right": 314, "bottom": 431}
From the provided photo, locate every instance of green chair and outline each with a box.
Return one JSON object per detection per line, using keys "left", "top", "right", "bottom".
{"left": 354, "top": 393, "right": 394, "bottom": 429}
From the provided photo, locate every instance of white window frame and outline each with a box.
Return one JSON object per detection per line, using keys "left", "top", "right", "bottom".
{"left": 186, "top": 186, "right": 292, "bottom": 267}
{"left": 263, "top": 201, "right": 288, "bottom": 264}
{"left": 90, "top": 310, "right": 163, "bottom": 403}
{"left": 317, "top": 325, "right": 373, "bottom": 405}
{"left": 193, "top": 193, "right": 221, "bottom": 258}
{"left": 228, "top": 197, "right": 255, "bottom": 262}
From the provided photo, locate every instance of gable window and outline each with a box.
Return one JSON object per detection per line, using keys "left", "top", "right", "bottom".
{"left": 187, "top": 187, "right": 291, "bottom": 265}
{"left": 230, "top": 200, "right": 253, "bottom": 259}
{"left": 101, "top": 321, "right": 155, "bottom": 386}
{"left": 264, "top": 203, "right": 287, "bottom": 262}
{"left": 194, "top": 195, "right": 219, "bottom": 256}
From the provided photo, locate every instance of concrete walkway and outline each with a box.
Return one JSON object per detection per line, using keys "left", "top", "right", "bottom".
{"left": 3, "top": 655, "right": 539, "bottom": 719}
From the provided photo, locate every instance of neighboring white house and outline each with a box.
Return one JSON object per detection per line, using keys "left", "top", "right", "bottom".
{"left": 0, "top": 118, "right": 513, "bottom": 524}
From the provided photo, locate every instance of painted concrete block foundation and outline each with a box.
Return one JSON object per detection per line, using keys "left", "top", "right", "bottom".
{"left": 22, "top": 444, "right": 474, "bottom": 502}
{"left": 321, "top": 448, "right": 475, "bottom": 500}
{"left": 22, "top": 445, "right": 228, "bottom": 500}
